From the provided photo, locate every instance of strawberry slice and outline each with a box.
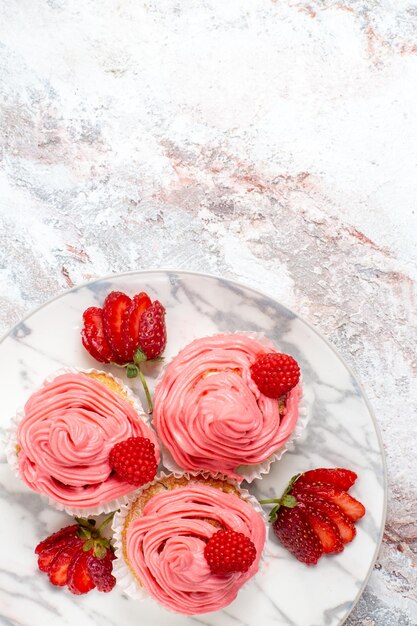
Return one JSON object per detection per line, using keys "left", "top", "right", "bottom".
{"left": 137, "top": 300, "right": 167, "bottom": 359}
{"left": 272, "top": 506, "right": 323, "bottom": 565}
{"left": 48, "top": 539, "right": 83, "bottom": 586}
{"left": 294, "top": 493, "right": 356, "bottom": 543}
{"left": 102, "top": 292, "right": 132, "bottom": 362}
{"left": 293, "top": 482, "right": 366, "bottom": 522}
{"left": 121, "top": 292, "right": 152, "bottom": 361}
{"left": 67, "top": 551, "right": 95, "bottom": 595}
{"left": 81, "top": 307, "right": 114, "bottom": 363}
{"left": 296, "top": 468, "right": 357, "bottom": 491}
{"left": 299, "top": 505, "right": 343, "bottom": 554}
{"left": 38, "top": 536, "right": 78, "bottom": 573}
{"left": 35, "top": 524, "right": 78, "bottom": 555}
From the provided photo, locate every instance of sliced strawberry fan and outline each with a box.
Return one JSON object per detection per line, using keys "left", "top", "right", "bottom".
{"left": 81, "top": 290, "right": 167, "bottom": 412}
{"left": 35, "top": 515, "right": 116, "bottom": 594}
{"left": 260, "top": 467, "right": 365, "bottom": 565}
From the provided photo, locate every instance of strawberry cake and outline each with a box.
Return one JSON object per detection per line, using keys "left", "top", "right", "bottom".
{"left": 8, "top": 370, "right": 160, "bottom": 514}
{"left": 112, "top": 474, "right": 266, "bottom": 614}
{"left": 153, "top": 333, "right": 302, "bottom": 481}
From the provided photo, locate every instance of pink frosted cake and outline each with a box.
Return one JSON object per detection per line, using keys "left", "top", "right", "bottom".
{"left": 113, "top": 474, "right": 266, "bottom": 614}
{"left": 10, "top": 371, "right": 160, "bottom": 513}
{"left": 153, "top": 333, "right": 302, "bottom": 481}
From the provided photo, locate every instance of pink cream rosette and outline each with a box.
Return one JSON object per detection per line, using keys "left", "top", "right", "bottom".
{"left": 112, "top": 472, "right": 266, "bottom": 614}
{"left": 6, "top": 368, "right": 160, "bottom": 516}
{"left": 153, "top": 333, "right": 307, "bottom": 482}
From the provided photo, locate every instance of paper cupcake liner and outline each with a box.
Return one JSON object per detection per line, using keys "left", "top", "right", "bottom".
{"left": 153, "top": 331, "right": 310, "bottom": 483}
{"left": 5, "top": 367, "right": 153, "bottom": 518}
{"left": 111, "top": 470, "right": 267, "bottom": 601}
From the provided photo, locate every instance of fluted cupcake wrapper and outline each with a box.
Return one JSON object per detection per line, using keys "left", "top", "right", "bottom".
{"left": 5, "top": 367, "right": 155, "bottom": 517}
{"left": 111, "top": 470, "right": 267, "bottom": 603}
{"left": 153, "top": 331, "right": 310, "bottom": 483}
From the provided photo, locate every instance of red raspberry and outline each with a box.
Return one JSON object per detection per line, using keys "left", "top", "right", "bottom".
{"left": 204, "top": 530, "right": 257, "bottom": 575}
{"left": 250, "top": 352, "right": 300, "bottom": 398}
{"left": 109, "top": 436, "right": 157, "bottom": 486}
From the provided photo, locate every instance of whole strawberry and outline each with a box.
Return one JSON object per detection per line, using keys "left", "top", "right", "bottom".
{"left": 81, "top": 290, "right": 167, "bottom": 412}
{"left": 35, "top": 515, "right": 116, "bottom": 594}
{"left": 260, "top": 467, "right": 365, "bottom": 565}
{"left": 204, "top": 529, "right": 257, "bottom": 575}
{"left": 250, "top": 352, "right": 300, "bottom": 398}
{"left": 109, "top": 436, "right": 157, "bottom": 486}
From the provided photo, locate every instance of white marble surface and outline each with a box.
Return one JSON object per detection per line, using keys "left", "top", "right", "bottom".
{"left": 0, "top": 1, "right": 416, "bottom": 625}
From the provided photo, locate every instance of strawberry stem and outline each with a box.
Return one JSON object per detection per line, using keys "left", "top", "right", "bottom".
{"left": 137, "top": 366, "right": 153, "bottom": 414}
{"left": 259, "top": 473, "right": 301, "bottom": 522}
{"left": 114, "top": 352, "right": 154, "bottom": 413}
{"left": 127, "top": 363, "right": 139, "bottom": 378}
{"left": 97, "top": 511, "right": 116, "bottom": 532}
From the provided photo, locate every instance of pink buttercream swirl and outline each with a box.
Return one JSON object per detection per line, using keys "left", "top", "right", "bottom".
{"left": 125, "top": 483, "right": 266, "bottom": 614}
{"left": 16, "top": 373, "right": 160, "bottom": 509}
{"left": 153, "top": 333, "right": 301, "bottom": 480}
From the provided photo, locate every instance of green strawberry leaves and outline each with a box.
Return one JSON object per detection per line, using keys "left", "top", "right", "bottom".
{"left": 75, "top": 514, "right": 115, "bottom": 558}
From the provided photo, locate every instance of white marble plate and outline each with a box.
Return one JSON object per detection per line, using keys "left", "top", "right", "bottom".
{"left": 0, "top": 270, "right": 386, "bottom": 626}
